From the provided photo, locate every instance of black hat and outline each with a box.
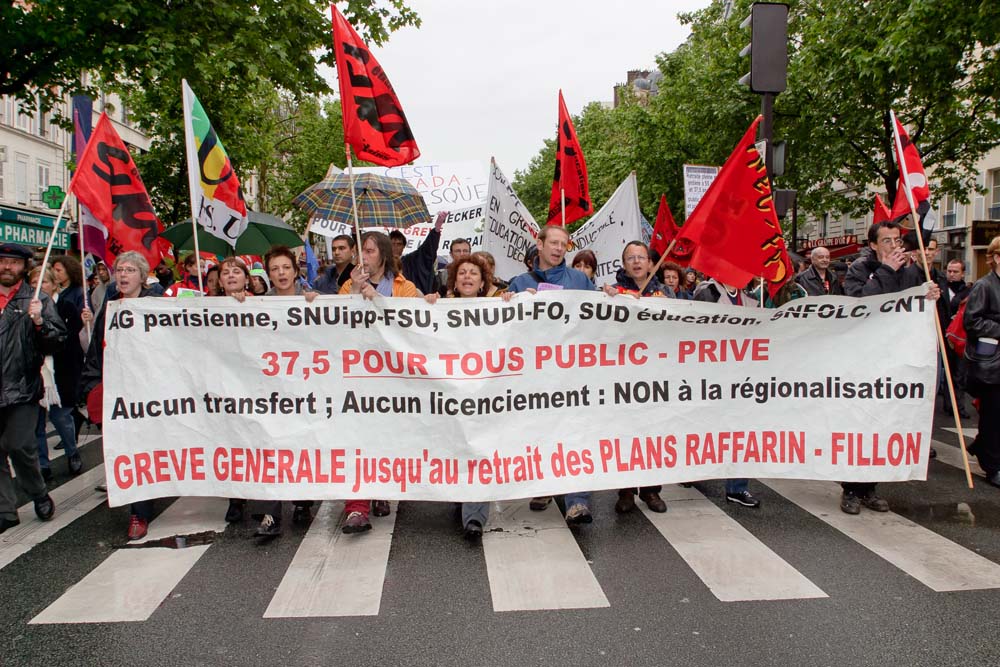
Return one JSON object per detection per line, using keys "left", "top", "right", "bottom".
{"left": 0, "top": 243, "right": 32, "bottom": 260}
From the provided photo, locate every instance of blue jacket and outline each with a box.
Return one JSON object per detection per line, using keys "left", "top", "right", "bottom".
{"left": 508, "top": 260, "right": 596, "bottom": 293}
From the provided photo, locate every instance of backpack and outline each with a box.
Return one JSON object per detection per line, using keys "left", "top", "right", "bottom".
{"left": 945, "top": 299, "right": 969, "bottom": 356}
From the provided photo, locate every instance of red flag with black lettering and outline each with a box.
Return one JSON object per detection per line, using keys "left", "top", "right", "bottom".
{"left": 667, "top": 115, "right": 792, "bottom": 298}
{"left": 649, "top": 194, "right": 678, "bottom": 256}
{"left": 69, "top": 113, "right": 171, "bottom": 268}
{"left": 547, "top": 90, "right": 591, "bottom": 225}
{"left": 873, "top": 194, "right": 891, "bottom": 224}
{"left": 331, "top": 6, "right": 420, "bottom": 167}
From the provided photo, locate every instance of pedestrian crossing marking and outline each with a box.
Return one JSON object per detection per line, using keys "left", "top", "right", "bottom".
{"left": 0, "top": 465, "right": 106, "bottom": 571}
{"left": 764, "top": 479, "right": 1000, "bottom": 592}
{"left": 29, "top": 497, "right": 227, "bottom": 624}
{"left": 642, "top": 485, "right": 827, "bottom": 601}
{"left": 483, "top": 500, "right": 610, "bottom": 612}
{"left": 264, "top": 501, "right": 397, "bottom": 618}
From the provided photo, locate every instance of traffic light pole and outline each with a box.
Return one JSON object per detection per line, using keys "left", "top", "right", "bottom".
{"left": 760, "top": 92, "right": 775, "bottom": 180}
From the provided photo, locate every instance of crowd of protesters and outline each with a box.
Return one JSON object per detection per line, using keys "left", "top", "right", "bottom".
{"left": 2, "top": 215, "right": 997, "bottom": 545}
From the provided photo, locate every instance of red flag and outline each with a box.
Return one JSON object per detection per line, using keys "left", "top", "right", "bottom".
{"left": 547, "top": 91, "right": 591, "bottom": 225}
{"left": 69, "top": 113, "right": 171, "bottom": 269}
{"left": 873, "top": 194, "right": 891, "bottom": 224}
{"left": 331, "top": 6, "right": 419, "bottom": 167}
{"left": 667, "top": 115, "right": 793, "bottom": 298}
{"left": 890, "top": 112, "right": 931, "bottom": 223}
{"left": 649, "top": 194, "right": 678, "bottom": 256}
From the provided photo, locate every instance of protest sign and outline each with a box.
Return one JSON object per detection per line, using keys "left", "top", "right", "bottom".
{"left": 569, "top": 173, "right": 643, "bottom": 287}
{"left": 354, "top": 161, "right": 488, "bottom": 214}
{"left": 683, "top": 164, "right": 720, "bottom": 218}
{"left": 103, "top": 288, "right": 937, "bottom": 506}
{"left": 482, "top": 160, "right": 540, "bottom": 280}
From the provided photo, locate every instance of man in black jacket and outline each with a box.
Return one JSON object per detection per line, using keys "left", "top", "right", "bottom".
{"left": 941, "top": 259, "right": 972, "bottom": 418}
{"left": 0, "top": 244, "right": 66, "bottom": 533}
{"left": 841, "top": 222, "right": 940, "bottom": 514}
{"left": 391, "top": 211, "right": 447, "bottom": 295}
{"left": 795, "top": 246, "right": 844, "bottom": 296}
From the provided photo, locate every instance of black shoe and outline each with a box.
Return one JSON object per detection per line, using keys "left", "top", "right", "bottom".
{"left": 725, "top": 490, "right": 761, "bottom": 508}
{"left": 41, "top": 467, "right": 53, "bottom": 482}
{"left": 53, "top": 441, "right": 64, "bottom": 450}
{"left": 929, "top": 447, "right": 938, "bottom": 460}
{"left": 371, "top": 500, "right": 391, "bottom": 517}
{"left": 67, "top": 453, "right": 83, "bottom": 475}
{"left": 986, "top": 472, "right": 1000, "bottom": 489}
{"left": 34, "top": 494, "right": 55, "bottom": 521}
{"left": 255, "top": 514, "right": 282, "bottom": 538}
{"left": 463, "top": 520, "right": 483, "bottom": 544}
{"left": 292, "top": 504, "right": 311, "bottom": 525}
{"left": 840, "top": 493, "right": 861, "bottom": 515}
{"left": 0, "top": 517, "right": 19, "bottom": 534}
{"left": 225, "top": 500, "right": 245, "bottom": 523}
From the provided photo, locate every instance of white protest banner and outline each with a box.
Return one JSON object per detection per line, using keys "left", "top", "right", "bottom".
{"left": 364, "top": 203, "right": 485, "bottom": 258}
{"left": 482, "top": 159, "right": 540, "bottom": 281}
{"left": 683, "top": 164, "right": 720, "bottom": 218}
{"left": 103, "top": 288, "right": 936, "bottom": 506}
{"left": 570, "top": 172, "right": 643, "bottom": 287}
{"left": 354, "top": 160, "right": 489, "bottom": 214}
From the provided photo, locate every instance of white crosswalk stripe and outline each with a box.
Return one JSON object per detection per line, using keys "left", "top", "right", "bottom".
{"left": 764, "top": 479, "right": 1000, "bottom": 592}
{"left": 483, "top": 500, "right": 610, "bottom": 612}
{"left": 29, "top": 497, "right": 228, "bottom": 624}
{"left": 0, "top": 465, "right": 106, "bottom": 571}
{"left": 264, "top": 501, "right": 397, "bottom": 618}
{"left": 933, "top": 440, "right": 985, "bottom": 478}
{"left": 641, "top": 485, "right": 826, "bottom": 601}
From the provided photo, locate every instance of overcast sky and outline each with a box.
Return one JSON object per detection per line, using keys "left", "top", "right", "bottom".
{"left": 321, "top": 0, "right": 712, "bottom": 175}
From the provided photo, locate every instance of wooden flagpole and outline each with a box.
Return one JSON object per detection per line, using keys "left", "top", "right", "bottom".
{"left": 33, "top": 197, "right": 71, "bottom": 301}
{"left": 345, "top": 144, "right": 364, "bottom": 263}
{"left": 639, "top": 238, "right": 678, "bottom": 294}
{"left": 561, "top": 188, "right": 566, "bottom": 227}
{"left": 891, "top": 109, "right": 973, "bottom": 488}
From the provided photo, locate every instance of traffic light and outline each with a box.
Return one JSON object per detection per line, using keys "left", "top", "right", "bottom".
{"left": 738, "top": 3, "right": 788, "bottom": 94}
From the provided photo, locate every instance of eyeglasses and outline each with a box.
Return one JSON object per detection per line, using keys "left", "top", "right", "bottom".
{"left": 877, "top": 238, "right": 904, "bottom": 247}
{"left": 624, "top": 255, "right": 649, "bottom": 263}
{"left": 115, "top": 266, "right": 139, "bottom": 275}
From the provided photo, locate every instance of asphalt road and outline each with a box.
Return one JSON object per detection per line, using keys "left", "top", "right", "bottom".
{"left": 2, "top": 405, "right": 998, "bottom": 667}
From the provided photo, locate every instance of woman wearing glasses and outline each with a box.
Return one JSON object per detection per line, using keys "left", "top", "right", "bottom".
{"left": 80, "top": 251, "right": 160, "bottom": 540}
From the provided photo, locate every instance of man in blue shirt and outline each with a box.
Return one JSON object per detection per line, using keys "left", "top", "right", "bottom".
{"left": 508, "top": 225, "right": 596, "bottom": 524}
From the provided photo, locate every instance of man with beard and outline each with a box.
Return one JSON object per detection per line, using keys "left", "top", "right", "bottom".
{"left": 0, "top": 244, "right": 65, "bottom": 533}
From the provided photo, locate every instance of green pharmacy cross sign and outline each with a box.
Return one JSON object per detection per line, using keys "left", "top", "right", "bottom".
{"left": 41, "top": 185, "right": 66, "bottom": 210}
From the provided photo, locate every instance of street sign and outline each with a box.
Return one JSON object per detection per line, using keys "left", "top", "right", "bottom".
{"left": 0, "top": 221, "right": 70, "bottom": 249}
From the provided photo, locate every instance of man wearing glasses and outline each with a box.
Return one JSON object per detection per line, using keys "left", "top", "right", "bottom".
{"left": 841, "top": 221, "right": 941, "bottom": 514}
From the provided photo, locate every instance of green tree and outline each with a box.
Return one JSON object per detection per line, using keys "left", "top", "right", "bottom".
{"left": 515, "top": 0, "right": 1000, "bottom": 227}
{"left": 1, "top": 1, "right": 418, "bottom": 223}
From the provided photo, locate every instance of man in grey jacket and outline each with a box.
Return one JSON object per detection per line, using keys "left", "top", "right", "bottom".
{"left": 0, "top": 243, "right": 66, "bottom": 533}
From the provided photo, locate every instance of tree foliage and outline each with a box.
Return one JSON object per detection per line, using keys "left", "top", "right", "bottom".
{"left": 2, "top": 0, "right": 418, "bottom": 224}
{"left": 515, "top": 0, "right": 1000, "bottom": 228}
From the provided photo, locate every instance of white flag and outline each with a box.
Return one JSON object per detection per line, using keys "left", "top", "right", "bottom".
{"left": 482, "top": 159, "right": 540, "bottom": 281}
{"left": 570, "top": 172, "right": 643, "bottom": 286}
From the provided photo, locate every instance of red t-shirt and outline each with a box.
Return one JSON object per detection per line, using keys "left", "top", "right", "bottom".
{"left": 0, "top": 280, "right": 23, "bottom": 311}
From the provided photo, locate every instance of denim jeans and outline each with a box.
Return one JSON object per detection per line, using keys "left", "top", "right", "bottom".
{"left": 725, "top": 478, "right": 748, "bottom": 495}
{"left": 36, "top": 405, "right": 79, "bottom": 470}
{"left": 565, "top": 491, "right": 591, "bottom": 509}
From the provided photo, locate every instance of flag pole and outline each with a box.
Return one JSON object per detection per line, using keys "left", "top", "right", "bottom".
{"left": 640, "top": 238, "right": 678, "bottom": 294}
{"left": 561, "top": 188, "right": 566, "bottom": 227}
{"left": 892, "top": 110, "right": 974, "bottom": 488}
{"left": 75, "top": 209, "right": 92, "bottom": 343}
{"left": 759, "top": 276, "right": 765, "bottom": 307}
{"left": 345, "top": 144, "right": 364, "bottom": 259}
{"left": 33, "top": 198, "right": 71, "bottom": 301}
{"left": 181, "top": 80, "right": 205, "bottom": 293}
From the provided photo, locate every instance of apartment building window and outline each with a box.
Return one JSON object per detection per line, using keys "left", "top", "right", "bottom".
{"left": 991, "top": 170, "right": 1000, "bottom": 220}
{"left": 16, "top": 102, "right": 32, "bottom": 133}
{"left": 15, "top": 155, "right": 28, "bottom": 204}
{"left": 0, "top": 147, "right": 6, "bottom": 199}
{"left": 37, "top": 162, "right": 50, "bottom": 201}
{"left": 942, "top": 194, "right": 956, "bottom": 228}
